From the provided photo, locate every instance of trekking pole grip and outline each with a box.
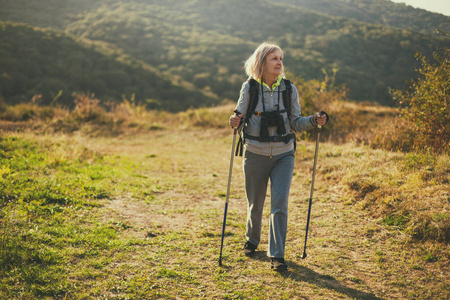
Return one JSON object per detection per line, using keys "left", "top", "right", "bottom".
{"left": 232, "top": 111, "right": 241, "bottom": 131}
{"left": 317, "top": 111, "right": 329, "bottom": 133}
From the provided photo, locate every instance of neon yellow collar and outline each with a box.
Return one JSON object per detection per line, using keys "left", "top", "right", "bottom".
{"left": 254, "top": 75, "right": 283, "bottom": 91}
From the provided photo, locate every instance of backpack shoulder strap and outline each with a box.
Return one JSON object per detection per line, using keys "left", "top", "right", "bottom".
{"left": 236, "top": 79, "right": 259, "bottom": 157}
{"left": 247, "top": 78, "right": 259, "bottom": 118}
{"left": 282, "top": 79, "right": 296, "bottom": 151}
{"left": 282, "top": 79, "right": 292, "bottom": 116}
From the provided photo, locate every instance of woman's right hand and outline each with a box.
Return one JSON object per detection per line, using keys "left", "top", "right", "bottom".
{"left": 229, "top": 114, "right": 243, "bottom": 129}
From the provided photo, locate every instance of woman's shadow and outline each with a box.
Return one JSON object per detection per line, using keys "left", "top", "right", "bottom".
{"left": 252, "top": 251, "right": 382, "bottom": 300}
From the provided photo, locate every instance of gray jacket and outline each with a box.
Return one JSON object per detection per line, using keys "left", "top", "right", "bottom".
{"left": 235, "top": 79, "right": 316, "bottom": 157}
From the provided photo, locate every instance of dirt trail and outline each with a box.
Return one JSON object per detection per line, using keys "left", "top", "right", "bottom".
{"left": 92, "top": 130, "right": 447, "bottom": 299}
{"left": 105, "top": 190, "right": 241, "bottom": 233}
{"left": 99, "top": 129, "right": 249, "bottom": 234}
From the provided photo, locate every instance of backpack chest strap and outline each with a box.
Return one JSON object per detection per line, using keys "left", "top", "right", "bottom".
{"left": 253, "top": 109, "right": 287, "bottom": 116}
{"left": 244, "top": 132, "right": 295, "bottom": 143}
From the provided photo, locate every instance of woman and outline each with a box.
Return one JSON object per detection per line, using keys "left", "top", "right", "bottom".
{"left": 229, "top": 42, "right": 327, "bottom": 271}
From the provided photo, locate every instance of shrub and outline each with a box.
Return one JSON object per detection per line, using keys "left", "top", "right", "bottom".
{"left": 1, "top": 103, "right": 36, "bottom": 121}
{"left": 390, "top": 36, "right": 449, "bottom": 154}
{"left": 289, "top": 70, "right": 396, "bottom": 144}
{"left": 72, "top": 92, "right": 108, "bottom": 123}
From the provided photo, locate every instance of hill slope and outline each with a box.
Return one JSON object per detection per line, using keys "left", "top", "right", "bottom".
{"left": 0, "top": 0, "right": 449, "bottom": 107}
{"left": 0, "top": 22, "right": 218, "bottom": 111}
{"left": 275, "top": 0, "right": 450, "bottom": 35}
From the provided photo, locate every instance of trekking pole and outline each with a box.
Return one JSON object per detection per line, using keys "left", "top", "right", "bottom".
{"left": 301, "top": 115, "right": 323, "bottom": 259}
{"left": 219, "top": 125, "right": 238, "bottom": 266}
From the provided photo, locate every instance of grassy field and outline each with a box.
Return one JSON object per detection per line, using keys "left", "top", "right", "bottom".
{"left": 0, "top": 102, "right": 449, "bottom": 299}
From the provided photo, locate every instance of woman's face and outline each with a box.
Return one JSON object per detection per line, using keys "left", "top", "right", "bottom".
{"left": 264, "top": 50, "right": 283, "bottom": 79}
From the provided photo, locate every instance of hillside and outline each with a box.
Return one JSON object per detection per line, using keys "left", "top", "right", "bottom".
{"left": 1, "top": 0, "right": 447, "bottom": 36}
{"left": 0, "top": 22, "right": 218, "bottom": 111}
{"left": 275, "top": 0, "right": 450, "bottom": 35}
{"left": 0, "top": 0, "right": 449, "bottom": 108}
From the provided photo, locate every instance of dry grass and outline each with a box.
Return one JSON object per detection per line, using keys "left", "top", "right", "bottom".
{"left": 0, "top": 93, "right": 177, "bottom": 136}
{"left": 0, "top": 89, "right": 396, "bottom": 144}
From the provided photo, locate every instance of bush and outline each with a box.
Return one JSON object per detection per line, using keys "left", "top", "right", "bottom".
{"left": 390, "top": 36, "right": 449, "bottom": 154}
{"left": 289, "top": 70, "right": 396, "bottom": 144}
{"left": 72, "top": 92, "right": 108, "bottom": 123}
{"left": 1, "top": 103, "right": 36, "bottom": 121}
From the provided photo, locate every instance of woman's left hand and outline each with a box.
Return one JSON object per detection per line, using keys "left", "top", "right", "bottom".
{"left": 314, "top": 112, "right": 327, "bottom": 126}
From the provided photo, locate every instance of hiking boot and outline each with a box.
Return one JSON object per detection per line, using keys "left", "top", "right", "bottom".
{"left": 243, "top": 241, "right": 257, "bottom": 256}
{"left": 271, "top": 257, "right": 288, "bottom": 272}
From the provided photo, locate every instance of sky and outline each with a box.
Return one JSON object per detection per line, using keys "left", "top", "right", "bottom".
{"left": 389, "top": 0, "right": 450, "bottom": 16}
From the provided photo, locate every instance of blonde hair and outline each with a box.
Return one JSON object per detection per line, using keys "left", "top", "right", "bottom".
{"left": 244, "top": 42, "right": 284, "bottom": 81}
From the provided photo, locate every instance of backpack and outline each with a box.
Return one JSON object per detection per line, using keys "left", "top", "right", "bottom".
{"left": 235, "top": 78, "right": 295, "bottom": 156}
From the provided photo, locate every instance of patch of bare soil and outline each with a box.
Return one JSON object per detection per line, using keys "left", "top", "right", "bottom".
{"left": 104, "top": 191, "right": 231, "bottom": 233}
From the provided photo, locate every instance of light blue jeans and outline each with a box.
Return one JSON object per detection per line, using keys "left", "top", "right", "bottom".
{"left": 243, "top": 149, "right": 295, "bottom": 258}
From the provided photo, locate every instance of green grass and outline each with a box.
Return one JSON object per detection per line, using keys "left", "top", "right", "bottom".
{"left": 0, "top": 135, "right": 134, "bottom": 298}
